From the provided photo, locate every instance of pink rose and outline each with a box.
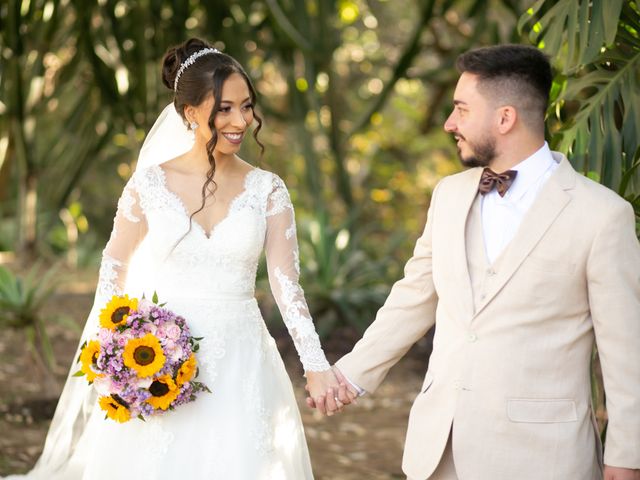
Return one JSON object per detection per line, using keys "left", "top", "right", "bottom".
{"left": 165, "top": 323, "right": 181, "bottom": 341}
{"left": 97, "top": 329, "right": 113, "bottom": 343}
{"left": 137, "top": 297, "right": 154, "bottom": 314}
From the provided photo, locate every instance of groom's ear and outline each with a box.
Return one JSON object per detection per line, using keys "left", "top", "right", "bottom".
{"left": 496, "top": 105, "right": 517, "bottom": 134}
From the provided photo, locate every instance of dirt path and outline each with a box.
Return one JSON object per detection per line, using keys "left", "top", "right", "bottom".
{"left": 0, "top": 290, "right": 432, "bottom": 479}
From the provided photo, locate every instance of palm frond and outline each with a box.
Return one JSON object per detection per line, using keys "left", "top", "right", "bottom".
{"left": 519, "top": 0, "right": 625, "bottom": 73}
{"left": 552, "top": 47, "right": 640, "bottom": 187}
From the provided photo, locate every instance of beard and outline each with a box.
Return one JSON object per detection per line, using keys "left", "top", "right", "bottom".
{"left": 456, "top": 134, "right": 497, "bottom": 168}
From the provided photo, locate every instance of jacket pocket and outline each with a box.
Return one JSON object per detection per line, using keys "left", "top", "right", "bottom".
{"left": 421, "top": 371, "right": 434, "bottom": 393}
{"left": 507, "top": 398, "right": 577, "bottom": 423}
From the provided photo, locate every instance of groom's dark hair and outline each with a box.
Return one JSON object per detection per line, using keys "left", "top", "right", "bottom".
{"left": 456, "top": 44, "right": 552, "bottom": 131}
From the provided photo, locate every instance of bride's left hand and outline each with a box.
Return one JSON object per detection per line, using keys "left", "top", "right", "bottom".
{"left": 305, "top": 369, "right": 345, "bottom": 416}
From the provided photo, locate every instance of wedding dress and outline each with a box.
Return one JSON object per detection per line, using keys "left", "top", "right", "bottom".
{"left": 6, "top": 160, "right": 330, "bottom": 479}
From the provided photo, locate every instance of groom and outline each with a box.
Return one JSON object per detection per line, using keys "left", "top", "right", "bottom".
{"left": 310, "top": 45, "right": 640, "bottom": 479}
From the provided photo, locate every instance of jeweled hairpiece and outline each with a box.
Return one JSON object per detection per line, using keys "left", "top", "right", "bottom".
{"left": 173, "top": 47, "right": 220, "bottom": 91}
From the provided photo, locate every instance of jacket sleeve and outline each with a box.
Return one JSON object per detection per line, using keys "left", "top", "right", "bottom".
{"left": 335, "top": 180, "right": 443, "bottom": 393}
{"left": 588, "top": 199, "right": 640, "bottom": 468}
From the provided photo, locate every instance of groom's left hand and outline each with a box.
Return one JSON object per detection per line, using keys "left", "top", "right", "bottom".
{"left": 604, "top": 466, "right": 640, "bottom": 480}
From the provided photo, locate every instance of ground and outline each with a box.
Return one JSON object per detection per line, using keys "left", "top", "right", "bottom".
{"left": 0, "top": 272, "right": 434, "bottom": 479}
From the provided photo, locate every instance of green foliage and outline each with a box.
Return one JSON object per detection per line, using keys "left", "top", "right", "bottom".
{"left": 519, "top": 0, "right": 625, "bottom": 72}
{"left": 1, "top": 0, "right": 538, "bottom": 335}
{"left": 0, "top": 264, "right": 67, "bottom": 370}
{"left": 520, "top": 0, "right": 640, "bottom": 213}
{"left": 1, "top": 0, "right": 535, "bottom": 264}
{"left": 297, "top": 213, "right": 401, "bottom": 336}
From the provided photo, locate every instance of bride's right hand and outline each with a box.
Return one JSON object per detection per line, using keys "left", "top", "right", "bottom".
{"left": 305, "top": 368, "right": 357, "bottom": 416}
{"left": 305, "top": 369, "right": 341, "bottom": 415}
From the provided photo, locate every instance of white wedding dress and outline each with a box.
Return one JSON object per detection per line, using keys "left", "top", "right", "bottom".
{"left": 7, "top": 164, "right": 330, "bottom": 479}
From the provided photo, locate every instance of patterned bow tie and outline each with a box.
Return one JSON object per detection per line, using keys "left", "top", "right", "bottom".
{"left": 478, "top": 168, "right": 518, "bottom": 197}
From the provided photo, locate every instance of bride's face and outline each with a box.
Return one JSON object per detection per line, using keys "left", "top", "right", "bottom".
{"left": 189, "top": 73, "right": 255, "bottom": 156}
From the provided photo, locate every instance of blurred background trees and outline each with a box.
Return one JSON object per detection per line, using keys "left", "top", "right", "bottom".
{"left": 1, "top": 0, "right": 638, "bottom": 337}
{"left": 0, "top": 0, "right": 536, "bottom": 332}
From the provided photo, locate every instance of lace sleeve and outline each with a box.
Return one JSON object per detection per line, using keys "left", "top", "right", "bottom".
{"left": 98, "top": 176, "right": 148, "bottom": 302}
{"left": 265, "top": 175, "right": 331, "bottom": 372}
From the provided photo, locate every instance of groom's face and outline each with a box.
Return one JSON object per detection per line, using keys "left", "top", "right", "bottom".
{"left": 444, "top": 73, "right": 497, "bottom": 168}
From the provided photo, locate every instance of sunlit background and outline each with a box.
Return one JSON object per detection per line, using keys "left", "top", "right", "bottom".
{"left": 1, "top": 0, "right": 638, "bottom": 477}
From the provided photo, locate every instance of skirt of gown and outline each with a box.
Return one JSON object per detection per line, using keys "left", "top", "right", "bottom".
{"left": 19, "top": 296, "right": 315, "bottom": 480}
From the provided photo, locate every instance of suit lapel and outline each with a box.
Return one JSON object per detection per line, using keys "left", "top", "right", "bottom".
{"left": 472, "top": 153, "right": 576, "bottom": 317}
{"left": 448, "top": 168, "right": 483, "bottom": 320}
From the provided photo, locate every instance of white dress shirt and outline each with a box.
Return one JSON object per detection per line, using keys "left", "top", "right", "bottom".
{"left": 481, "top": 142, "right": 558, "bottom": 264}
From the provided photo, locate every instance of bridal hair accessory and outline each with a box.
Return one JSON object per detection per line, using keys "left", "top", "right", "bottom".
{"left": 174, "top": 47, "right": 220, "bottom": 91}
{"left": 75, "top": 293, "right": 211, "bottom": 422}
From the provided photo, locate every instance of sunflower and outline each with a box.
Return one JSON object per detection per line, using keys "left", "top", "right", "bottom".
{"left": 176, "top": 354, "right": 197, "bottom": 386}
{"left": 79, "top": 340, "right": 103, "bottom": 382}
{"left": 146, "top": 375, "right": 179, "bottom": 410}
{"left": 122, "top": 334, "right": 166, "bottom": 378}
{"left": 99, "top": 394, "right": 131, "bottom": 423}
{"left": 99, "top": 294, "right": 138, "bottom": 330}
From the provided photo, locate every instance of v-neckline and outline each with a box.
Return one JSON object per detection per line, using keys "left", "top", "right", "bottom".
{"left": 154, "top": 165, "right": 258, "bottom": 239}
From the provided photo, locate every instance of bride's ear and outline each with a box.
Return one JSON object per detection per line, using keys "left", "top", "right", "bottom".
{"left": 183, "top": 104, "right": 197, "bottom": 125}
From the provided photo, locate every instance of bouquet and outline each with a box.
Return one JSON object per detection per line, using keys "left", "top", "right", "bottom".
{"left": 75, "top": 293, "right": 210, "bottom": 423}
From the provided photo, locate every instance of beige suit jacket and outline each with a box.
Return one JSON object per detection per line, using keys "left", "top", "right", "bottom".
{"left": 336, "top": 153, "right": 640, "bottom": 479}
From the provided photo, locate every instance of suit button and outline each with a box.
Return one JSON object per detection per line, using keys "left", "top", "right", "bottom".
{"left": 479, "top": 293, "right": 486, "bottom": 300}
{"left": 487, "top": 268, "right": 496, "bottom": 276}
{"left": 453, "top": 380, "right": 462, "bottom": 390}
{"left": 468, "top": 332, "right": 477, "bottom": 343}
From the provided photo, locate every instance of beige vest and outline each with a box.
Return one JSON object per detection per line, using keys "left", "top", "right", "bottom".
{"left": 465, "top": 194, "right": 506, "bottom": 313}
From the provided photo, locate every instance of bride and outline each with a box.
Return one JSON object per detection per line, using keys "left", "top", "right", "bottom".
{"left": 6, "top": 38, "right": 350, "bottom": 479}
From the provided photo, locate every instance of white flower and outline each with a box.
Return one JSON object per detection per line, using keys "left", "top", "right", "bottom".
{"left": 136, "top": 377, "right": 153, "bottom": 389}
{"left": 93, "top": 376, "right": 115, "bottom": 396}
{"left": 137, "top": 297, "right": 154, "bottom": 314}
{"left": 170, "top": 345, "right": 183, "bottom": 363}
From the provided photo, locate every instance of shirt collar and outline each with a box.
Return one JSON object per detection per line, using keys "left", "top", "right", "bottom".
{"left": 501, "top": 142, "right": 556, "bottom": 202}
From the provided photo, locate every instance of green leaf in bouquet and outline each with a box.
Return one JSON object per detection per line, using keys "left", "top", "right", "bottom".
{"left": 152, "top": 291, "right": 159, "bottom": 304}
{"left": 72, "top": 370, "right": 85, "bottom": 377}
{"left": 137, "top": 414, "right": 146, "bottom": 422}
{"left": 77, "top": 340, "right": 88, "bottom": 362}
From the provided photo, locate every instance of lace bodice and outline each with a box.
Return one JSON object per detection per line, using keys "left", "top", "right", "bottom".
{"left": 99, "top": 165, "right": 330, "bottom": 372}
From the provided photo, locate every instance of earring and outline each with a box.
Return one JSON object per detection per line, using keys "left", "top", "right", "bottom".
{"left": 190, "top": 121, "right": 199, "bottom": 130}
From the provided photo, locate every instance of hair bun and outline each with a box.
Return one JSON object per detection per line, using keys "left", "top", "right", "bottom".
{"left": 161, "top": 38, "right": 213, "bottom": 91}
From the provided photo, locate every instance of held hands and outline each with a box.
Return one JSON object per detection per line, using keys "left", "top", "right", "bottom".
{"left": 304, "top": 366, "right": 358, "bottom": 416}
{"left": 604, "top": 466, "right": 640, "bottom": 480}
